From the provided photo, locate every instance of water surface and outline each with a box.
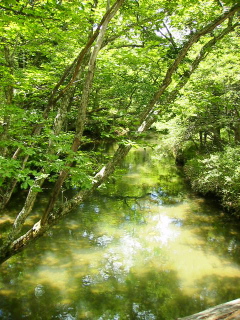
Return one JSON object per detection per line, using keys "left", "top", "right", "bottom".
{"left": 0, "top": 143, "right": 240, "bottom": 319}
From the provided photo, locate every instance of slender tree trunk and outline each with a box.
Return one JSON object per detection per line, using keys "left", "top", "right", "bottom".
{"left": 53, "top": 0, "right": 125, "bottom": 103}
{"left": 233, "top": 126, "right": 240, "bottom": 143}
{"left": 199, "top": 131, "right": 203, "bottom": 147}
{"left": 0, "top": 45, "right": 14, "bottom": 157}
{"left": 41, "top": 0, "right": 125, "bottom": 224}
{"left": 213, "top": 126, "right": 222, "bottom": 148}
{"left": 5, "top": 0, "right": 118, "bottom": 163}
{"left": 1, "top": 0, "right": 125, "bottom": 249}
{"left": 0, "top": 154, "right": 30, "bottom": 209}
{"left": 4, "top": 82, "right": 81, "bottom": 244}
{"left": 0, "top": 45, "right": 15, "bottom": 206}
{"left": 138, "top": 5, "right": 240, "bottom": 127}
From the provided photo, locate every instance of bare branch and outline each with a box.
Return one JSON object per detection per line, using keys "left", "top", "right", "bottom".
{"left": 162, "top": 22, "right": 178, "bottom": 49}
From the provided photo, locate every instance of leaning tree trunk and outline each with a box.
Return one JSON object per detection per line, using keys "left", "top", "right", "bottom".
{"left": 1, "top": 0, "right": 125, "bottom": 244}
{"left": 41, "top": 0, "right": 125, "bottom": 224}
{"left": 0, "top": 0, "right": 126, "bottom": 263}
{"left": 178, "top": 298, "right": 240, "bottom": 320}
{"left": 0, "top": 144, "right": 132, "bottom": 264}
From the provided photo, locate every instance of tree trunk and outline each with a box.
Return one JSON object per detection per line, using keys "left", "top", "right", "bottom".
{"left": 213, "top": 126, "right": 222, "bottom": 148}
{"left": 4, "top": 78, "right": 83, "bottom": 243}
{"left": 41, "top": 0, "right": 125, "bottom": 224}
{"left": 0, "top": 45, "right": 14, "bottom": 156}
{"left": 199, "top": 131, "right": 203, "bottom": 146}
{"left": 0, "top": 144, "right": 131, "bottom": 264}
{"left": 233, "top": 126, "right": 240, "bottom": 143}
{"left": 178, "top": 299, "right": 240, "bottom": 320}
{"left": 0, "top": 0, "right": 126, "bottom": 253}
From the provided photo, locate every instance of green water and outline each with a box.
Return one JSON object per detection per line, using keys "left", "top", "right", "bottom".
{"left": 0, "top": 143, "right": 240, "bottom": 319}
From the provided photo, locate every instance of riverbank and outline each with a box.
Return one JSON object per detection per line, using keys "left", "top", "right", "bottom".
{"left": 154, "top": 127, "right": 240, "bottom": 217}
{"left": 175, "top": 145, "right": 240, "bottom": 217}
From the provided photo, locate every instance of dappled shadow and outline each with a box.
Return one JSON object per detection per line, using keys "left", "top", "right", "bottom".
{"left": 182, "top": 195, "right": 240, "bottom": 265}
{"left": 0, "top": 262, "right": 209, "bottom": 320}
{"left": 195, "top": 274, "right": 240, "bottom": 307}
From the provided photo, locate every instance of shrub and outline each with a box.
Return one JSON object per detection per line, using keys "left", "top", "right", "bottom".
{"left": 184, "top": 146, "right": 240, "bottom": 215}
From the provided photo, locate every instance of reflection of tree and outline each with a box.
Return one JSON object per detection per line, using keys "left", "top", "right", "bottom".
{"left": 1, "top": 145, "right": 240, "bottom": 319}
{"left": 97, "top": 146, "right": 188, "bottom": 203}
{"left": 184, "top": 199, "right": 240, "bottom": 265}
{"left": 196, "top": 275, "right": 240, "bottom": 307}
{"left": 0, "top": 283, "right": 77, "bottom": 320}
{"left": 66, "top": 268, "right": 207, "bottom": 319}
{"left": 0, "top": 265, "right": 207, "bottom": 319}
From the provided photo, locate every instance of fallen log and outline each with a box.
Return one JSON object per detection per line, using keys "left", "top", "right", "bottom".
{"left": 179, "top": 299, "right": 240, "bottom": 320}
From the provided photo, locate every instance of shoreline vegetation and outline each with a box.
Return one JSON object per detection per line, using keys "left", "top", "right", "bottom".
{"left": 183, "top": 146, "right": 240, "bottom": 217}
{"left": 161, "top": 130, "right": 240, "bottom": 217}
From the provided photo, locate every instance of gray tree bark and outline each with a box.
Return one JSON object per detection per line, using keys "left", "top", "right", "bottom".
{"left": 178, "top": 298, "right": 240, "bottom": 320}
{"left": 41, "top": 0, "right": 125, "bottom": 224}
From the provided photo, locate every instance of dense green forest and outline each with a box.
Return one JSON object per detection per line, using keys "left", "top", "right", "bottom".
{"left": 0, "top": 0, "right": 239, "bottom": 264}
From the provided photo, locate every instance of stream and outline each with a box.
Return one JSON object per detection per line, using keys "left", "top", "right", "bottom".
{"left": 0, "top": 141, "right": 240, "bottom": 319}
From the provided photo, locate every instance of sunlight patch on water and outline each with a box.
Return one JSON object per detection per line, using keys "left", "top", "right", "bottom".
{"left": 150, "top": 213, "right": 180, "bottom": 245}
{"left": 36, "top": 267, "right": 69, "bottom": 289}
{"left": 170, "top": 236, "right": 240, "bottom": 294}
{"left": 153, "top": 205, "right": 240, "bottom": 297}
{"left": 0, "top": 214, "right": 14, "bottom": 226}
{"left": 18, "top": 197, "right": 240, "bottom": 310}
{"left": 0, "top": 289, "right": 15, "bottom": 297}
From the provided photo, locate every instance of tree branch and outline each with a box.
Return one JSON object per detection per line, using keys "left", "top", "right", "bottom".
{"left": 161, "top": 22, "right": 178, "bottom": 49}
{"left": 138, "top": 4, "right": 240, "bottom": 126}
{"left": 52, "top": 0, "right": 125, "bottom": 105}
{"left": 143, "top": 21, "right": 240, "bottom": 131}
{"left": 41, "top": 0, "right": 125, "bottom": 225}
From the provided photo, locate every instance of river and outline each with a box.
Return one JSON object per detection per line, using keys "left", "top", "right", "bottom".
{"left": 0, "top": 141, "right": 240, "bottom": 319}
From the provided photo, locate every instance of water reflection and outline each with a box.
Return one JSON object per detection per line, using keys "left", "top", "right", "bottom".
{"left": 0, "top": 142, "right": 240, "bottom": 319}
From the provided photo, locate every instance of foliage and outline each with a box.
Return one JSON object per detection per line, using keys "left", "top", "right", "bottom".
{"left": 170, "top": 31, "right": 240, "bottom": 149}
{"left": 185, "top": 146, "right": 240, "bottom": 214}
{"left": 153, "top": 24, "right": 240, "bottom": 215}
{"left": 0, "top": 0, "right": 240, "bottom": 262}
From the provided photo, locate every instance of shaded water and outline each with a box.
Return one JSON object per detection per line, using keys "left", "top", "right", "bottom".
{"left": 1, "top": 143, "right": 240, "bottom": 319}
